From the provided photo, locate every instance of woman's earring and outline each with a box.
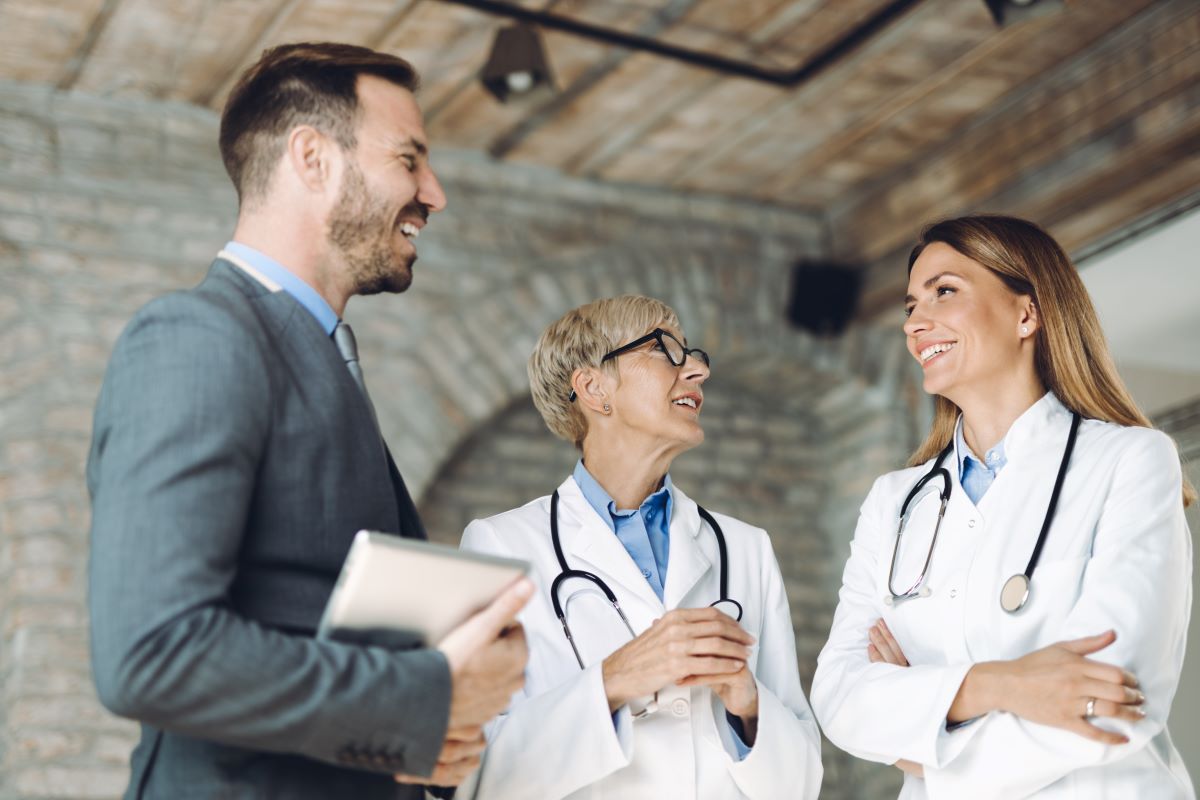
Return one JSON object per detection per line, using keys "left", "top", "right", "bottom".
{"left": 1021, "top": 326, "right": 1029, "bottom": 335}
{"left": 603, "top": 403, "right": 611, "bottom": 414}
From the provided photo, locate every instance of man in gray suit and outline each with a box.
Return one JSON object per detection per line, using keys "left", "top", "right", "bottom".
{"left": 87, "top": 42, "right": 530, "bottom": 798}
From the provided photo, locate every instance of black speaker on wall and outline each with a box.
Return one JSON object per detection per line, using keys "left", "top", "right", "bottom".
{"left": 785, "top": 262, "right": 862, "bottom": 336}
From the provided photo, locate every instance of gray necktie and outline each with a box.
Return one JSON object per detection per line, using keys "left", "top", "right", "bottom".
{"left": 333, "top": 322, "right": 381, "bottom": 431}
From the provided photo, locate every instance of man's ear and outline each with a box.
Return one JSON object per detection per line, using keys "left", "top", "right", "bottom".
{"left": 571, "top": 367, "right": 610, "bottom": 414}
{"left": 285, "top": 125, "right": 336, "bottom": 193}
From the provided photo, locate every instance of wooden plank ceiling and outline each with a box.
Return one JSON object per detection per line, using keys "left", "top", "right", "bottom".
{"left": 2, "top": 0, "right": 1196, "bottom": 311}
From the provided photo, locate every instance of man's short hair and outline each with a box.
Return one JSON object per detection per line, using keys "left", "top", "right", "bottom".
{"left": 219, "top": 42, "right": 419, "bottom": 206}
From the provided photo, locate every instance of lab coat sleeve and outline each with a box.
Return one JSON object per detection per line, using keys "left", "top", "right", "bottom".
{"left": 458, "top": 518, "right": 634, "bottom": 800}
{"left": 811, "top": 476, "right": 981, "bottom": 767}
{"left": 725, "top": 528, "right": 824, "bottom": 799}
{"left": 923, "top": 428, "right": 1192, "bottom": 799}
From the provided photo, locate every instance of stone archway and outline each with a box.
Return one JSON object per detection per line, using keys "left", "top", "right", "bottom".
{"left": 418, "top": 333, "right": 928, "bottom": 800}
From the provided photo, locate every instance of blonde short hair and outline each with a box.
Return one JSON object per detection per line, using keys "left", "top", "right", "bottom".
{"left": 529, "top": 295, "right": 682, "bottom": 448}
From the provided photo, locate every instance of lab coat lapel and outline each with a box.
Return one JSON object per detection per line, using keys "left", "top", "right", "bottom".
{"left": 662, "top": 486, "right": 714, "bottom": 612}
{"left": 556, "top": 478, "right": 665, "bottom": 614}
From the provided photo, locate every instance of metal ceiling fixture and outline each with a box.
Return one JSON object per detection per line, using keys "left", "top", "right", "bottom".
{"left": 439, "top": 0, "right": 925, "bottom": 88}
{"left": 480, "top": 23, "right": 556, "bottom": 103}
{"left": 982, "top": 0, "right": 1065, "bottom": 27}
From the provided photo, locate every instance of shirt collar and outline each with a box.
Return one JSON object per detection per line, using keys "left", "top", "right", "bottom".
{"left": 955, "top": 418, "right": 1007, "bottom": 478}
{"left": 223, "top": 241, "right": 339, "bottom": 335}
{"left": 572, "top": 459, "right": 673, "bottom": 533}
{"left": 952, "top": 391, "right": 1066, "bottom": 473}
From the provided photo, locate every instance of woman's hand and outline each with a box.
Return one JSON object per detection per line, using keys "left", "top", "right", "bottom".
{"left": 867, "top": 621, "right": 920, "bottom": 777}
{"left": 679, "top": 662, "right": 760, "bottom": 744}
{"left": 601, "top": 607, "right": 754, "bottom": 713}
{"left": 867, "top": 619, "right": 908, "bottom": 667}
{"left": 950, "top": 630, "right": 1144, "bottom": 745}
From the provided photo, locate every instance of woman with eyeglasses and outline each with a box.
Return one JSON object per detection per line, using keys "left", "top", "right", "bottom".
{"left": 456, "top": 295, "right": 822, "bottom": 799}
{"left": 811, "top": 215, "right": 1194, "bottom": 799}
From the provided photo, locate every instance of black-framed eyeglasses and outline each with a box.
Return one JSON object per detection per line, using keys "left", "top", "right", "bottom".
{"left": 569, "top": 328, "right": 709, "bottom": 402}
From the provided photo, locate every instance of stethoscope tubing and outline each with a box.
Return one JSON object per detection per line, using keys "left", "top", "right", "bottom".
{"left": 548, "top": 489, "right": 743, "bottom": 633}
{"left": 887, "top": 410, "right": 1081, "bottom": 610}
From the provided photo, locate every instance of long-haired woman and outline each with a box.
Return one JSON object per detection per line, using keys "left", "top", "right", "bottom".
{"left": 812, "top": 214, "right": 1194, "bottom": 799}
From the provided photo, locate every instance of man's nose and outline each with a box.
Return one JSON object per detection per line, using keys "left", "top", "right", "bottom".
{"left": 419, "top": 166, "right": 447, "bottom": 213}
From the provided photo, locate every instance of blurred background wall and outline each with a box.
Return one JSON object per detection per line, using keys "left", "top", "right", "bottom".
{"left": 0, "top": 1, "right": 1197, "bottom": 797}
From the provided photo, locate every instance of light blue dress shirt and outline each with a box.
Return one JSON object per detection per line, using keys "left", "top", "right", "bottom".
{"left": 224, "top": 241, "right": 339, "bottom": 334}
{"left": 572, "top": 460, "right": 751, "bottom": 758}
{"left": 572, "top": 460, "right": 672, "bottom": 601}
{"left": 956, "top": 422, "right": 1008, "bottom": 506}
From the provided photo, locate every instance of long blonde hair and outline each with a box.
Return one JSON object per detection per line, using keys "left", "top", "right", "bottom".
{"left": 905, "top": 215, "right": 1195, "bottom": 507}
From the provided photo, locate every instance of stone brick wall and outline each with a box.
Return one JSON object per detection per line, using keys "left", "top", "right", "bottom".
{"left": 2, "top": 78, "right": 928, "bottom": 799}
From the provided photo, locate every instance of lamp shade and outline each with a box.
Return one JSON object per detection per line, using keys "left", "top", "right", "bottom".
{"left": 480, "top": 24, "right": 555, "bottom": 103}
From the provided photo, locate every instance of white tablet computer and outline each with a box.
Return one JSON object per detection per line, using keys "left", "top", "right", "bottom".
{"left": 317, "top": 530, "right": 531, "bottom": 648}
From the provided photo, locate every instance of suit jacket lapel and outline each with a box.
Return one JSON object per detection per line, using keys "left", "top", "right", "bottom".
{"left": 662, "top": 487, "right": 713, "bottom": 611}
{"left": 386, "top": 445, "right": 427, "bottom": 541}
{"left": 556, "top": 477, "right": 664, "bottom": 614}
{"left": 212, "top": 258, "right": 402, "bottom": 529}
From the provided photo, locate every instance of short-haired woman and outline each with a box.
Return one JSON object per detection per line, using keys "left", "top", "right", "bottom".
{"left": 812, "top": 214, "right": 1195, "bottom": 799}
{"left": 458, "top": 295, "right": 823, "bottom": 799}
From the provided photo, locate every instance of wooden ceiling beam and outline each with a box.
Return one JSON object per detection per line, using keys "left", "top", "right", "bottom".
{"left": 199, "top": 0, "right": 308, "bottom": 108}
{"left": 55, "top": 0, "right": 122, "bottom": 90}
{"left": 845, "top": 1, "right": 1200, "bottom": 322}
{"left": 486, "top": 0, "right": 703, "bottom": 159}
{"left": 757, "top": 0, "right": 1158, "bottom": 206}
{"left": 570, "top": 0, "right": 816, "bottom": 178}
{"left": 661, "top": 0, "right": 967, "bottom": 193}
{"left": 830, "top": 0, "right": 1200, "bottom": 265}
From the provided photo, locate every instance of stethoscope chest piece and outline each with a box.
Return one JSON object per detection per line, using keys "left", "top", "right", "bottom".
{"left": 1000, "top": 573, "right": 1030, "bottom": 613}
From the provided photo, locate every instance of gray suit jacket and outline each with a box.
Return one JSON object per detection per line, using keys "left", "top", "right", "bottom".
{"left": 87, "top": 258, "right": 450, "bottom": 798}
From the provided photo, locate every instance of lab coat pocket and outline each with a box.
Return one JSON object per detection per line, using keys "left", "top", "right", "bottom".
{"left": 1008, "top": 555, "right": 1089, "bottom": 643}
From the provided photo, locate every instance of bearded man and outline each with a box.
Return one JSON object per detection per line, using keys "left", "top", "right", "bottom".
{"left": 86, "top": 42, "right": 530, "bottom": 799}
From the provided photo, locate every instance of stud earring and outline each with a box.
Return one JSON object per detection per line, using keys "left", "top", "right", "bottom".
{"left": 603, "top": 403, "right": 611, "bottom": 413}
{"left": 1021, "top": 326, "right": 1029, "bottom": 335}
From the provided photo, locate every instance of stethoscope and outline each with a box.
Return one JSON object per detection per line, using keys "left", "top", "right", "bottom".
{"left": 548, "top": 489, "right": 743, "bottom": 671}
{"left": 885, "top": 411, "right": 1081, "bottom": 613}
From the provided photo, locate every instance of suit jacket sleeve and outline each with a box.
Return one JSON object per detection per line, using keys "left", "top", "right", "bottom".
{"left": 87, "top": 292, "right": 451, "bottom": 775}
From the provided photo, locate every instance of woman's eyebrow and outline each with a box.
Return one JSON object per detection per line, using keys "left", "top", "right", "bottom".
{"left": 905, "top": 270, "right": 966, "bottom": 304}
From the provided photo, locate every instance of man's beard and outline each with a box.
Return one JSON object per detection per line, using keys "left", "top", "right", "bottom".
{"left": 327, "top": 159, "right": 417, "bottom": 296}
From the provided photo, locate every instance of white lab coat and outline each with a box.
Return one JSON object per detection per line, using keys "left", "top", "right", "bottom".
{"left": 457, "top": 475, "right": 823, "bottom": 800}
{"left": 811, "top": 392, "right": 1194, "bottom": 799}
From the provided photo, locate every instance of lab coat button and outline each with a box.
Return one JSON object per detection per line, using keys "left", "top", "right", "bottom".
{"left": 968, "top": 518, "right": 976, "bottom": 528}
{"left": 671, "top": 698, "right": 690, "bottom": 717}
{"left": 950, "top": 588, "right": 958, "bottom": 598}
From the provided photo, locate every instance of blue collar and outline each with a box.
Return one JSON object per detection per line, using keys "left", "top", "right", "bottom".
{"left": 955, "top": 419, "right": 1008, "bottom": 479}
{"left": 572, "top": 459, "right": 673, "bottom": 533}
{"left": 223, "top": 241, "right": 340, "bottom": 335}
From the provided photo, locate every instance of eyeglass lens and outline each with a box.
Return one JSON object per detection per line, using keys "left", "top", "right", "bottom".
{"left": 658, "top": 330, "right": 709, "bottom": 367}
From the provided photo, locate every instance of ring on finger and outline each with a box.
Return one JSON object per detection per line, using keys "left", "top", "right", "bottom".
{"left": 1085, "top": 697, "right": 1096, "bottom": 718}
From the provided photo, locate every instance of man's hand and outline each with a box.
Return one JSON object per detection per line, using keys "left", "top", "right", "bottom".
{"left": 394, "top": 726, "right": 486, "bottom": 787}
{"left": 438, "top": 578, "right": 533, "bottom": 730}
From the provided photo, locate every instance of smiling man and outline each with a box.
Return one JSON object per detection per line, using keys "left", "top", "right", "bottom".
{"left": 86, "top": 43, "right": 531, "bottom": 799}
